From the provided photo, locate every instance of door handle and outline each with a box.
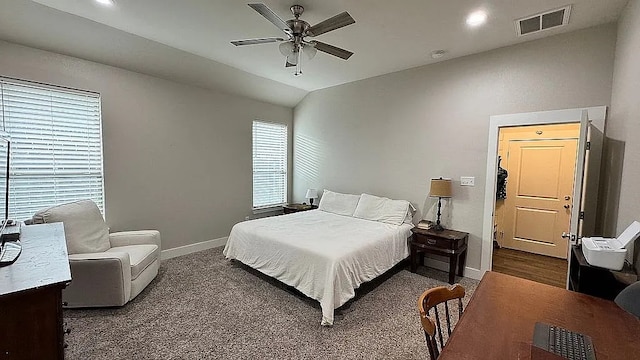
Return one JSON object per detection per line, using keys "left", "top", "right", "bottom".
{"left": 562, "top": 232, "right": 577, "bottom": 244}
{"left": 564, "top": 204, "right": 570, "bottom": 209}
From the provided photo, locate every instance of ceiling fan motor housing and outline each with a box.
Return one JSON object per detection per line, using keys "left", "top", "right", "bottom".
{"left": 290, "top": 5, "right": 304, "bottom": 18}
{"left": 286, "top": 19, "right": 310, "bottom": 40}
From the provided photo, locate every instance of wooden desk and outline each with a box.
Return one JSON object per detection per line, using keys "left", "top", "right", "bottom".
{"left": 0, "top": 223, "right": 70, "bottom": 359}
{"left": 439, "top": 271, "right": 640, "bottom": 359}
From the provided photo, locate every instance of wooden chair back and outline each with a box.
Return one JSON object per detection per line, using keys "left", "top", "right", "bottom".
{"left": 417, "top": 284, "right": 466, "bottom": 359}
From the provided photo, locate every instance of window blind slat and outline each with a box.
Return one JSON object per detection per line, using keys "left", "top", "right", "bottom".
{"left": 252, "top": 121, "right": 287, "bottom": 209}
{"left": 1, "top": 78, "right": 104, "bottom": 220}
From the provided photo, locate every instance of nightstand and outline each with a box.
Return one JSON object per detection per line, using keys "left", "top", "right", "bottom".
{"left": 282, "top": 203, "right": 316, "bottom": 214}
{"left": 410, "top": 227, "right": 469, "bottom": 284}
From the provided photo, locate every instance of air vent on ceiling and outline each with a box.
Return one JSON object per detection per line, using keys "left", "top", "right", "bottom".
{"left": 515, "top": 5, "right": 572, "bottom": 37}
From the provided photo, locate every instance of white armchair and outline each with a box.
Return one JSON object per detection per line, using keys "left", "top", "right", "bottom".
{"left": 31, "top": 200, "right": 161, "bottom": 307}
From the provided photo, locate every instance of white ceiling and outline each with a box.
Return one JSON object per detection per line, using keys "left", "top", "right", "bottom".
{"left": 0, "top": 1, "right": 628, "bottom": 107}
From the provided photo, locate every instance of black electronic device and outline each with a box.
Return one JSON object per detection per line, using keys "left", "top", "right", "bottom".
{"left": 533, "top": 322, "right": 596, "bottom": 360}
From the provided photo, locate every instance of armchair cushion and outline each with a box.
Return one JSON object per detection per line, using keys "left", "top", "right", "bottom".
{"left": 33, "top": 200, "right": 110, "bottom": 255}
{"left": 106, "top": 244, "right": 159, "bottom": 280}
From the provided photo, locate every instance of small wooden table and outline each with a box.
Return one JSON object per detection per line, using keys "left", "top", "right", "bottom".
{"left": 282, "top": 203, "right": 316, "bottom": 214}
{"left": 439, "top": 271, "right": 640, "bottom": 359}
{"left": 569, "top": 245, "right": 637, "bottom": 300}
{"left": 410, "top": 227, "right": 468, "bottom": 284}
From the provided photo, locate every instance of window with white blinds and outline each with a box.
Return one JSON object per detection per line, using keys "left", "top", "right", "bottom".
{"left": 252, "top": 120, "right": 287, "bottom": 210}
{"left": 0, "top": 78, "right": 104, "bottom": 220}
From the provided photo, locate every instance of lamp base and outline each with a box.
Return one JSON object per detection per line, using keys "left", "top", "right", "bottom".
{"left": 432, "top": 223, "right": 445, "bottom": 232}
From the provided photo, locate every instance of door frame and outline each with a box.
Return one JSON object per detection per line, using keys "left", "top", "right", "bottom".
{"left": 480, "top": 106, "right": 607, "bottom": 277}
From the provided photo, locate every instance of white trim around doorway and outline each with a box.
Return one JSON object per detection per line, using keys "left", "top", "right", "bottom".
{"left": 480, "top": 106, "right": 607, "bottom": 276}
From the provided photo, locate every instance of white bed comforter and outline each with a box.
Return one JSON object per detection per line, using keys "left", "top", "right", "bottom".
{"left": 223, "top": 210, "right": 413, "bottom": 325}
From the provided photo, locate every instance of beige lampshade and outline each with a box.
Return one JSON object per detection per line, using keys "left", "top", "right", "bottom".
{"left": 429, "top": 178, "right": 452, "bottom": 198}
{"left": 305, "top": 188, "right": 318, "bottom": 199}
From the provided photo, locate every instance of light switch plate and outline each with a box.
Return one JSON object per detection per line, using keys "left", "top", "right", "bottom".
{"left": 461, "top": 176, "right": 475, "bottom": 186}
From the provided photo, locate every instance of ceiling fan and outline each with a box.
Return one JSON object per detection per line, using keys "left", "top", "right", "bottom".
{"left": 231, "top": 3, "right": 356, "bottom": 76}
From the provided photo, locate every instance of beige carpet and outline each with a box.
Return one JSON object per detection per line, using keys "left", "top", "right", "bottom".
{"left": 64, "top": 247, "right": 478, "bottom": 359}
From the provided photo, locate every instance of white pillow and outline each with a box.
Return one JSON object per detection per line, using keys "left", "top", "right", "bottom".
{"left": 318, "top": 190, "right": 361, "bottom": 216}
{"left": 353, "top": 193, "right": 411, "bottom": 226}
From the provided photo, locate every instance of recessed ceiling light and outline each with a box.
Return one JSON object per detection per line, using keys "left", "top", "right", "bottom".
{"left": 95, "top": 0, "right": 115, "bottom": 7}
{"left": 466, "top": 11, "right": 488, "bottom": 27}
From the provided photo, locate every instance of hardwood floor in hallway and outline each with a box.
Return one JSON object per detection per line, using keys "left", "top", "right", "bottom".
{"left": 492, "top": 247, "right": 568, "bottom": 288}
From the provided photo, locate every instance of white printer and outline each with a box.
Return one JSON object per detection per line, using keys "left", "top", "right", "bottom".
{"left": 581, "top": 221, "right": 640, "bottom": 271}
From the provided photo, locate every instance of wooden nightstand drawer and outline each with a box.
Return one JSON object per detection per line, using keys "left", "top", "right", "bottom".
{"left": 414, "top": 234, "right": 453, "bottom": 249}
{"left": 411, "top": 228, "right": 468, "bottom": 251}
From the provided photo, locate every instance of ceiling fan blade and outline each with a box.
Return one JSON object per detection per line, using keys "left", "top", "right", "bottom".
{"left": 313, "top": 41, "right": 353, "bottom": 60}
{"left": 307, "top": 12, "right": 355, "bottom": 37}
{"left": 231, "top": 37, "right": 284, "bottom": 46}
{"left": 248, "top": 3, "right": 291, "bottom": 34}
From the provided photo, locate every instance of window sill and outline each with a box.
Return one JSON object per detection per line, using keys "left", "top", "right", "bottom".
{"left": 252, "top": 205, "right": 284, "bottom": 215}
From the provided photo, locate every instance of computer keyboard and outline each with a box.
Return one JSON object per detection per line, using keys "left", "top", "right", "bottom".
{"left": 0, "top": 240, "right": 22, "bottom": 266}
{"left": 533, "top": 322, "right": 596, "bottom": 360}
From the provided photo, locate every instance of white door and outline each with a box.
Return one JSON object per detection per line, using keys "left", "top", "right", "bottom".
{"left": 565, "top": 110, "right": 602, "bottom": 287}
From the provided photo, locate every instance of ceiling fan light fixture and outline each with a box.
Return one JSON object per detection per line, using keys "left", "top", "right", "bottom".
{"left": 233, "top": 3, "right": 356, "bottom": 75}
{"left": 286, "top": 53, "right": 298, "bottom": 65}
{"left": 279, "top": 42, "right": 294, "bottom": 57}
{"left": 303, "top": 44, "right": 317, "bottom": 60}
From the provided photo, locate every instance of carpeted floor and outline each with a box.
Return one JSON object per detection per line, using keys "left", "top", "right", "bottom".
{"left": 64, "top": 248, "right": 478, "bottom": 359}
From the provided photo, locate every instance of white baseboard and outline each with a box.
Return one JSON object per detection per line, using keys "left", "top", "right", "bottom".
{"left": 423, "top": 258, "right": 483, "bottom": 281}
{"left": 161, "top": 237, "right": 228, "bottom": 260}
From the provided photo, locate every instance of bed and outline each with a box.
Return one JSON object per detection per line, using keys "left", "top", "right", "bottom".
{"left": 223, "top": 191, "right": 414, "bottom": 325}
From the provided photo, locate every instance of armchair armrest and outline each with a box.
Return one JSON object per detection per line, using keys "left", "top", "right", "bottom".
{"left": 64, "top": 252, "right": 132, "bottom": 307}
{"left": 109, "top": 230, "right": 161, "bottom": 249}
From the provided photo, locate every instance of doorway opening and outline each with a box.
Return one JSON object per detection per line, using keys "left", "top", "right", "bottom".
{"left": 492, "top": 123, "right": 580, "bottom": 288}
{"left": 480, "top": 106, "right": 606, "bottom": 286}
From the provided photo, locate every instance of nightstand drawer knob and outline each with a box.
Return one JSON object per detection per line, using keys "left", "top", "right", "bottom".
{"left": 427, "top": 239, "right": 437, "bottom": 245}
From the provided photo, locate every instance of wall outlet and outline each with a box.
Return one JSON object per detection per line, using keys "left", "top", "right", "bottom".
{"left": 461, "top": 176, "right": 475, "bottom": 186}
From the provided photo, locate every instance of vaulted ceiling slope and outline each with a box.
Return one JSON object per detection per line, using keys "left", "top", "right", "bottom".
{"left": 0, "top": 1, "right": 628, "bottom": 108}
{"left": 0, "top": 0, "right": 307, "bottom": 107}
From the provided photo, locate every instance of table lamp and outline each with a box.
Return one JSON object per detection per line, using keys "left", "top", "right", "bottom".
{"left": 429, "top": 178, "right": 452, "bottom": 231}
{"left": 305, "top": 188, "right": 318, "bottom": 206}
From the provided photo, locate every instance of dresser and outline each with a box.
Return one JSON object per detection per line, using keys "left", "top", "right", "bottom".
{"left": 0, "top": 223, "right": 70, "bottom": 359}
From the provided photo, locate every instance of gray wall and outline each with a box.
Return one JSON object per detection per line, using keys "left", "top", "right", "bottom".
{"left": 293, "top": 24, "right": 617, "bottom": 270}
{"left": 0, "top": 40, "right": 293, "bottom": 250}
{"left": 607, "top": 0, "right": 640, "bottom": 266}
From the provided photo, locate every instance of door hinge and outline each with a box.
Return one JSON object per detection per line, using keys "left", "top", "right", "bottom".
{"left": 579, "top": 211, "right": 585, "bottom": 220}
{"left": 586, "top": 141, "right": 591, "bottom": 150}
